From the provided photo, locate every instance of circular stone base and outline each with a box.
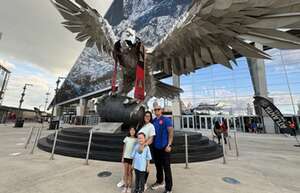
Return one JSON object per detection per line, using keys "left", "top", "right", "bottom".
{"left": 38, "top": 127, "right": 223, "bottom": 163}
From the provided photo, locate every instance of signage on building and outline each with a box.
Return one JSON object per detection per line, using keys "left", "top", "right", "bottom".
{"left": 254, "top": 96, "right": 288, "bottom": 129}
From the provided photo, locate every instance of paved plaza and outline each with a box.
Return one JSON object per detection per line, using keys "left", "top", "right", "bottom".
{"left": 0, "top": 123, "right": 300, "bottom": 193}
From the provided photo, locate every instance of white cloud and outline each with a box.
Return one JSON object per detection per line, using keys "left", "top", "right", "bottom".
{"left": 0, "top": 60, "right": 15, "bottom": 71}
{"left": 0, "top": 0, "right": 112, "bottom": 110}
{"left": 3, "top": 73, "right": 55, "bottom": 111}
{"left": 0, "top": 0, "right": 113, "bottom": 75}
{"left": 265, "top": 49, "right": 300, "bottom": 72}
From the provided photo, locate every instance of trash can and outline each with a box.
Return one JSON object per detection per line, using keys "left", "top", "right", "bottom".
{"left": 49, "top": 120, "right": 59, "bottom": 130}
{"left": 14, "top": 118, "right": 25, "bottom": 128}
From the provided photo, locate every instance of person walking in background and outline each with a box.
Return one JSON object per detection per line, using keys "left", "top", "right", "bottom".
{"left": 120, "top": 127, "right": 137, "bottom": 193}
{"left": 214, "top": 121, "right": 222, "bottom": 144}
{"left": 251, "top": 121, "right": 257, "bottom": 133}
{"left": 220, "top": 119, "right": 228, "bottom": 144}
{"left": 289, "top": 120, "right": 296, "bottom": 136}
{"left": 131, "top": 132, "right": 152, "bottom": 193}
{"left": 151, "top": 105, "right": 174, "bottom": 193}
{"left": 257, "top": 122, "right": 263, "bottom": 133}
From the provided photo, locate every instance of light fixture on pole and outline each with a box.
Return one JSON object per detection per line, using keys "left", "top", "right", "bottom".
{"left": 15, "top": 83, "right": 33, "bottom": 127}
{"left": 49, "top": 76, "right": 65, "bottom": 130}
{"left": 44, "top": 90, "right": 51, "bottom": 112}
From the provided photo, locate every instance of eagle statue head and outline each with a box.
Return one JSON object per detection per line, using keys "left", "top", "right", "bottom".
{"left": 120, "top": 28, "right": 136, "bottom": 48}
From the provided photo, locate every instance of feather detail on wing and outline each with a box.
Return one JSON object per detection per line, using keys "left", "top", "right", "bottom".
{"left": 145, "top": 54, "right": 183, "bottom": 100}
{"left": 150, "top": 0, "right": 300, "bottom": 75}
{"left": 51, "top": 0, "right": 116, "bottom": 55}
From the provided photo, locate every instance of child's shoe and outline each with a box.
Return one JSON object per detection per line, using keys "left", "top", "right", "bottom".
{"left": 121, "top": 187, "right": 127, "bottom": 193}
{"left": 117, "top": 180, "right": 125, "bottom": 188}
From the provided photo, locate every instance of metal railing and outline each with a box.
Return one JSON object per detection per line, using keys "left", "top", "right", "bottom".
{"left": 30, "top": 127, "right": 43, "bottom": 154}
{"left": 24, "top": 127, "right": 34, "bottom": 149}
{"left": 185, "top": 133, "right": 189, "bottom": 169}
{"left": 50, "top": 129, "right": 60, "bottom": 160}
{"left": 180, "top": 115, "right": 240, "bottom": 165}
{"left": 181, "top": 115, "right": 242, "bottom": 132}
{"left": 85, "top": 128, "right": 94, "bottom": 165}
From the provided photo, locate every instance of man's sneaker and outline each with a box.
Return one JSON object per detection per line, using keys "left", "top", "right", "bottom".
{"left": 126, "top": 187, "right": 132, "bottom": 193}
{"left": 144, "top": 184, "right": 148, "bottom": 191}
{"left": 164, "top": 191, "right": 172, "bottom": 193}
{"left": 151, "top": 182, "right": 165, "bottom": 190}
{"left": 117, "top": 180, "right": 125, "bottom": 188}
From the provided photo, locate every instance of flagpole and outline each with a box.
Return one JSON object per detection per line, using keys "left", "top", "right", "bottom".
{"left": 280, "top": 50, "right": 297, "bottom": 116}
{"left": 280, "top": 50, "right": 300, "bottom": 146}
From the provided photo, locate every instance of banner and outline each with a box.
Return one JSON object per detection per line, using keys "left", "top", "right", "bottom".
{"left": 134, "top": 62, "right": 145, "bottom": 101}
{"left": 254, "top": 96, "right": 288, "bottom": 129}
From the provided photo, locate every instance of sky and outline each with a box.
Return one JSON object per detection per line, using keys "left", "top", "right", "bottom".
{"left": 0, "top": 0, "right": 113, "bottom": 109}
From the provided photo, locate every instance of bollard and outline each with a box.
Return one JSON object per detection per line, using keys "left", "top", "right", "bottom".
{"left": 227, "top": 133, "right": 232, "bottom": 150}
{"left": 221, "top": 132, "right": 226, "bottom": 164}
{"left": 30, "top": 127, "right": 42, "bottom": 154}
{"left": 85, "top": 129, "right": 93, "bottom": 165}
{"left": 185, "top": 133, "right": 189, "bottom": 169}
{"left": 211, "top": 119, "right": 214, "bottom": 140}
{"left": 24, "top": 127, "right": 34, "bottom": 149}
{"left": 38, "top": 126, "right": 43, "bottom": 140}
{"left": 50, "top": 129, "right": 59, "bottom": 160}
{"left": 234, "top": 131, "right": 239, "bottom": 157}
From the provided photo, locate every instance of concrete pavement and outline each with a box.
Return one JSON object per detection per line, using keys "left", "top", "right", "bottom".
{"left": 0, "top": 123, "right": 299, "bottom": 193}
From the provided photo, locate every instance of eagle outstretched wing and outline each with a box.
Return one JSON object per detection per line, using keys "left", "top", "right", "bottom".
{"left": 51, "top": 0, "right": 116, "bottom": 55}
{"left": 144, "top": 54, "right": 183, "bottom": 100}
{"left": 150, "top": 0, "right": 300, "bottom": 75}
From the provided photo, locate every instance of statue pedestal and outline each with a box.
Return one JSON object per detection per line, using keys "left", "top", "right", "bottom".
{"left": 92, "top": 122, "right": 123, "bottom": 134}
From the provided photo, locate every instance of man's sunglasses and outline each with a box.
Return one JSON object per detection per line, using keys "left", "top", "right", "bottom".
{"left": 154, "top": 108, "right": 161, "bottom": 111}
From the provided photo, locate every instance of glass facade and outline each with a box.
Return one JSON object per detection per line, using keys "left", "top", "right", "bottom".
{"left": 161, "top": 49, "right": 300, "bottom": 116}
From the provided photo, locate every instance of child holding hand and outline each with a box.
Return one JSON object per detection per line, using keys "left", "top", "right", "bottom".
{"left": 131, "top": 132, "right": 152, "bottom": 193}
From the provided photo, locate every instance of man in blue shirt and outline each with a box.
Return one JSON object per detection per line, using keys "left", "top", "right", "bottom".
{"left": 151, "top": 105, "right": 174, "bottom": 193}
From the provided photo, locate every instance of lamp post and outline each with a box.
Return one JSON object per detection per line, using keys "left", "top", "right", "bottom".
{"left": 15, "top": 83, "right": 33, "bottom": 127}
{"left": 49, "top": 77, "right": 65, "bottom": 130}
{"left": 44, "top": 91, "right": 50, "bottom": 112}
{"left": 280, "top": 50, "right": 300, "bottom": 147}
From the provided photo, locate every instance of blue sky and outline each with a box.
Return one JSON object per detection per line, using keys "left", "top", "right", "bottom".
{"left": 0, "top": 59, "right": 57, "bottom": 110}
{"left": 161, "top": 49, "right": 300, "bottom": 115}
{"left": 186, "top": 49, "right": 300, "bottom": 115}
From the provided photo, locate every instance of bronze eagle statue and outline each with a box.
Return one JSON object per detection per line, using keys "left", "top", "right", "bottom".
{"left": 51, "top": 0, "right": 300, "bottom": 122}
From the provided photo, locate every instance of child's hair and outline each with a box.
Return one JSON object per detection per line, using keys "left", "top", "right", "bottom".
{"left": 137, "top": 132, "right": 146, "bottom": 138}
{"left": 127, "top": 126, "right": 137, "bottom": 137}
